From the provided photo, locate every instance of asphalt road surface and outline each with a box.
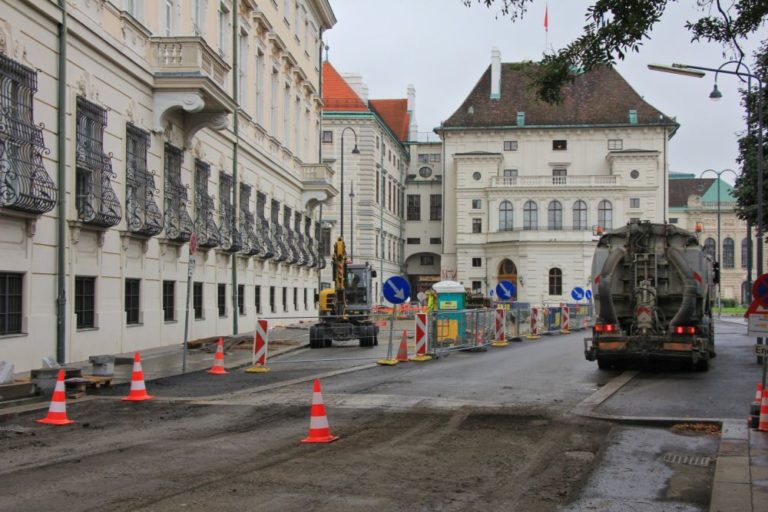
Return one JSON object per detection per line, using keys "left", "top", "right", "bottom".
{"left": 0, "top": 319, "right": 748, "bottom": 511}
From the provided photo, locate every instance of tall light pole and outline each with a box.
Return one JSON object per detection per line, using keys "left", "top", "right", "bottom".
{"left": 649, "top": 61, "right": 765, "bottom": 361}
{"left": 349, "top": 180, "right": 355, "bottom": 262}
{"left": 339, "top": 126, "right": 359, "bottom": 248}
{"left": 701, "top": 168, "right": 738, "bottom": 317}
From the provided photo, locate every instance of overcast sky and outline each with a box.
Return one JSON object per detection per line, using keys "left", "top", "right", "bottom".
{"left": 324, "top": 0, "right": 763, "bottom": 183}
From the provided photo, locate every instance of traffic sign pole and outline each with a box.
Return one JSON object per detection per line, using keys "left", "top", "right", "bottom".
{"left": 182, "top": 234, "right": 198, "bottom": 373}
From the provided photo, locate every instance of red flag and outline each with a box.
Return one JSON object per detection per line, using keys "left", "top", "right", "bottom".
{"left": 544, "top": 4, "right": 549, "bottom": 31}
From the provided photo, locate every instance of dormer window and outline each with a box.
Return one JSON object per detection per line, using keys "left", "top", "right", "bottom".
{"left": 552, "top": 140, "right": 567, "bottom": 151}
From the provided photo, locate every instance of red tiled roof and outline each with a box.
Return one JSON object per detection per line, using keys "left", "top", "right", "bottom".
{"left": 668, "top": 178, "right": 716, "bottom": 207}
{"left": 369, "top": 99, "right": 410, "bottom": 142}
{"left": 322, "top": 62, "right": 367, "bottom": 111}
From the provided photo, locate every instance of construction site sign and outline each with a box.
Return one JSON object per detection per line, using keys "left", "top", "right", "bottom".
{"left": 749, "top": 314, "right": 768, "bottom": 338}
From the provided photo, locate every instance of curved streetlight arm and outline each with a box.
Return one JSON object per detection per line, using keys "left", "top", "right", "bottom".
{"left": 339, "top": 126, "right": 359, "bottom": 248}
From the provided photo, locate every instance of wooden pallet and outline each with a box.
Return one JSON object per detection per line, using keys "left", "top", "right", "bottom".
{"left": 84, "top": 375, "right": 113, "bottom": 389}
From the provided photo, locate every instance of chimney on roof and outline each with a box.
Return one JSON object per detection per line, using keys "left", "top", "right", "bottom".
{"left": 341, "top": 72, "right": 368, "bottom": 102}
{"left": 490, "top": 47, "right": 501, "bottom": 100}
{"left": 407, "top": 84, "right": 417, "bottom": 141}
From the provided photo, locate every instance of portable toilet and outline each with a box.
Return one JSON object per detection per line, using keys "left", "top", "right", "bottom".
{"left": 432, "top": 280, "right": 466, "bottom": 344}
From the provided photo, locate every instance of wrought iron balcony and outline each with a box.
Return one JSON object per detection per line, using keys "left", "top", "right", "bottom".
{"left": 239, "top": 210, "right": 260, "bottom": 256}
{"left": 490, "top": 175, "right": 622, "bottom": 188}
{"left": 257, "top": 217, "right": 274, "bottom": 259}
{"left": 126, "top": 170, "right": 162, "bottom": 238}
{"left": 194, "top": 160, "right": 219, "bottom": 249}
{"left": 0, "top": 53, "right": 57, "bottom": 215}
{"left": 219, "top": 203, "right": 242, "bottom": 253}
{"left": 271, "top": 224, "right": 288, "bottom": 262}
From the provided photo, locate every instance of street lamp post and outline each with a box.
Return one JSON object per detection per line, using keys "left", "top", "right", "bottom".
{"left": 701, "top": 168, "right": 738, "bottom": 317}
{"left": 649, "top": 61, "right": 765, "bottom": 363}
{"left": 349, "top": 181, "right": 355, "bottom": 262}
{"left": 339, "top": 126, "right": 360, "bottom": 249}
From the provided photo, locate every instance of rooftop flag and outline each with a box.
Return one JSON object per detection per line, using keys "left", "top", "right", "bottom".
{"left": 544, "top": 4, "right": 549, "bottom": 31}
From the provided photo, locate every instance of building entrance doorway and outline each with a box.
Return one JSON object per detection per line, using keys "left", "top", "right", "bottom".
{"left": 497, "top": 259, "right": 518, "bottom": 300}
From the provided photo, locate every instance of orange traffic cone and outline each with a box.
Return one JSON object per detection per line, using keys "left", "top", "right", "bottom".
{"left": 123, "top": 352, "right": 154, "bottom": 401}
{"left": 36, "top": 369, "right": 74, "bottom": 425}
{"left": 207, "top": 338, "right": 229, "bottom": 375}
{"left": 756, "top": 383, "right": 764, "bottom": 403}
{"left": 759, "top": 389, "right": 768, "bottom": 432}
{"left": 396, "top": 331, "right": 409, "bottom": 362}
{"left": 301, "top": 379, "right": 339, "bottom": 444}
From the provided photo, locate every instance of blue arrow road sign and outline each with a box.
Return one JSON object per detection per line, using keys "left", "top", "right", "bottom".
{"left": 585, "top": 289, "right": 592, "bottom": 300}
{"left": 496, "top": 280, "right": 515, "bottom": 300}
{"left": 571, "top": 287, "right": 585, "bottom": 301}
{"left": 383, "top": 276, "right": 410, "bottom": 305}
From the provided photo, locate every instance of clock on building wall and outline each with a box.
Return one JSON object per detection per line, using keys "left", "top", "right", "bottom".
{"left": 630, "top": 169, "right": 640, "bottom": 179}
{"left": 472, "top": 172, "right": 481, "bottom": 181}
{"left": 419, "top": 166, "right": 432, "bottom": 178}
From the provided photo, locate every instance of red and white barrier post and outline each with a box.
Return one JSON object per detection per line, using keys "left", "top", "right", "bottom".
{"left": 561, "top": 304, "right": 570, "bottom": 334}
{"left": 246, "top": 319, "right": 270, "bottom": 373}
{"left": 492, "top": 306, "right": 509, "bottom": 347}
{"left": 410, "top": 313, "right": 432, "bottom": 361}
{"left": 527, "top": 307, "right": 541, "bottom": 339}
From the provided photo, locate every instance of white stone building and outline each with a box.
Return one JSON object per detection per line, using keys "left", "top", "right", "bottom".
{"left": 0, "top": 0, "right": 336, "bottom": 372}
{"left": 436, "top": 49, "right": 678, "bottom": 304}
{"left": 320, "top": 62, "right": 410, "bottom": 302}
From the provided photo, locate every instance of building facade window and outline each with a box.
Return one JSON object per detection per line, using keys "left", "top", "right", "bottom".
{"left": 552, "top": 140, "right": 567, "bottom": 151}
{"left": 0, "top": 53, "right": 56, "bottom": 214}
{"left": 194, "top": 159, "right": 220, "bottom": 248}
{"left": 407, "top": 237, "right": 420, "bottom": 245}
{"left": 418, "top": 166, "right": 432, "bottom": 178}
{"left": 573, "top": 200, "right": 587, "bottom": 230}
{"left": 597, "top": 200, "right": 613, "bottom": 230}
{"left": 255, "top": 285, "right": 262, "bottom": 314}
{"left": 430, "top": 237, "right": 441, "bottom": 244}
{"left": 472, "top": 199, "right": 482, "bottom": 209}
{"left": 472, "top": 218, "right": 482, "bottom": 233}
{"left": 704, "top": 238, "right": 716, "bottom": 260}
{"left": 126, "top": 124, "right": 162, "bottom": 236}
{"left": 270, "top": 286, "right": 276, "bottom": 313}
{"left": 629, "top": 197, "right": 640, "bottom": 208}
{"left": 430, "top": 194, "right": 442, "bottom": 221}
{"left": 472, "top": 257, "right": 482, "bottom": 267}
{"left": 0, "top": 273, "right": 22, "bottom": 335}
{"left": 472, "top": 281, "right": 482, "bottom": 292}
{"left": 193, "top": 282, "right": 204, "bottom": 319}
{"left": 282, "top": 286, "right": 288, "bottom": 312}
{"left": 162, "top": 280, "right": 175, "bottom": 322}
{"left": 218, "top": 172, "right": 241, "bottom": 252}
{"left": 499, "top": 200, "right": 513, "bottom": 231}
{"left": 75, "top": 276, "right": 96, "bottom": 329}
{"left": 418, "top": 154, "right": 428, "bottom": 163}
{"left": 163, "top": 143, "right": 193, "bottom": 242}
{"left": 523, "top": 200, "right": 538, "bottom": 230}
{"left": 548, "top": 200, "right": 563, "bottom": 230}
{"left": 421, "top": 255, "right": 434, "bottom": 266}
{"left": 407, "top": 194, "right": 421, "bottom": 221}
{"left": 608, "top": 139, "right": 623, "bottom": 150}
{"left": 552, "top": 168, "right": 567, "bottom": 185}
{"left": 503, "top": 140, "right": 518, "bottom": 151}
{"left": 723, "top": 237, "right": 735, "bottom": 268}
{"left": 238, "top": 284, "right": 245, "bottom": 315}
{"left": 742, "top": 238, "right": 750, "bottom": 269}
{"left": 218, "top": 283, "right": 226, "bottom": 317}
{"left": 125, "top": 278, "right": 141, "bottom": 325}
{"left": 76, "top": 96, "right": 121, "bottom": 227}
{"left": 548, "top": 268, "right": 563, "bottom": 295}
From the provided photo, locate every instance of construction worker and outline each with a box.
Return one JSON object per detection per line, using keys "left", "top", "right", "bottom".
{"left": 426, "top": 289, "right": 436, "bottom": 312}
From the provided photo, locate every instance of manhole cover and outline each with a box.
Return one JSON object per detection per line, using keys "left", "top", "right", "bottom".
{"left": 663, "top": 453, "right": 712, "bottom": 467}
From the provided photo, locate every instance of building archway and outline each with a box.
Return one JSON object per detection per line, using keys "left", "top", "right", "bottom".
{"left": 405, "top": 252, "right": 441, "bottom": 296}
{"left": 497, "top": 258, "right": 518, "bottom": 299}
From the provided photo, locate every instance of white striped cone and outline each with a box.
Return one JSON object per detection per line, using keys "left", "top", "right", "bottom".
{"left": 37, "top": 369, "right": 74, "bottom": 425}
{"left": 301, "top": 379, "right": 339, "bottom": 443}
{"left": 123, "top": 352, "right": 154, "bottom": 401}
{"left": 253, "top": 319, "right": 269, "bottom": 367}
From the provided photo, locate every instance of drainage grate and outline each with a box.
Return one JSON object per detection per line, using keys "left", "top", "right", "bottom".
{"left": 663, "top": 453, "right": 712, "bottom": 467}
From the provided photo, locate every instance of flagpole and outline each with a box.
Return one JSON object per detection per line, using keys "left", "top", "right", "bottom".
{"left": 544, "top": 3, "right": 549, "bottom": 54}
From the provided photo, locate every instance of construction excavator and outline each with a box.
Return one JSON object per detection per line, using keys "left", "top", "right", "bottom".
{"left": 310, "top": 237, "right": 379, "bottom": 348}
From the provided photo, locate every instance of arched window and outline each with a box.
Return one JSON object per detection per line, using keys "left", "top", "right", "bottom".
{"left": 548, "top": 268, "right": 562, "bottom": 295}
{"left": 704, "top": 238, "right": 716, "bottom": 260}
{"left": 742, "top": 238, "right": 750, "bottom": 269}
{"left": 723, "top": 237, "right": 735, "bottom": 268}
{"left": 523, "top": 200, "right": 538, "bottom": 230}
{"left": 498, "top": 200, "right": 513, "bottom": 231}
{"left": 548, "top": 200, "right": 563, "bottom": 230}
{"left": 573, "top": 200, "right": 587, "bottom": 230}
{"left": 598, "top": 200, "right": 613, "bottom": 230}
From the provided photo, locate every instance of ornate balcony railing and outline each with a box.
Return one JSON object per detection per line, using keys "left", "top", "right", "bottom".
{"left": 284, "top": 206, "right": 299, "bottom": 265}
{"left": 218, "top": 173, "right": 241, "bottom": 253}
{"left": 303, "top": 217, "right": 315, "bottom": 268}
{"left": 126, "top": 125, "right": 162, "bottom": 237}
{"left": 0, "top": 54, "right": 56, "bottom": 214}
{"left": 163, "top": 144, "right": 193, "bottom": 243}
{"left": 490, "top": 175, "right": 621, "bottom": 188}
{"left": 257, "top": 216, "right": 274, "bottom": 259}
{"left": 75, "top": 96, "right": 121, "bottom": 227}
{"left": 194, "top": 160, "right": 219, "bottom": 249}
{"left": 314, "top": 222, "right": 326, "bottom": 269}
{"left": 238, "top": 184, "right": 259, "bottom": 256}
{"left": 271, "top": 223, "right": 288, "bottom": 262}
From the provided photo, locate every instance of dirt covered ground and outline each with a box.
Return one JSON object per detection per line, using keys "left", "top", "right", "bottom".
{"left": 0, "top": 396, "right": 610, "bottom": 512}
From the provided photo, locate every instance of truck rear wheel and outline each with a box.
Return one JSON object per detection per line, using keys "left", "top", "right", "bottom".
{"left": 359, "top": 325, "right": 374, "bottom": 347}
{"left": 694, "top": 353, "right": 710, "bottom": 372}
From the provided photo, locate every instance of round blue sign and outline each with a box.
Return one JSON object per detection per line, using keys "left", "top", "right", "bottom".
{"left": 496, "top": 280, "right": 516, "bottom": 300}
{"left": 585, "top": 289, "right": 593, "bottom": 300}
{"left": 383, "top": 276, "right": 411, "bottom": 305}
{"left": 571, "top": 287, "right": 585, "bottom": 301}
